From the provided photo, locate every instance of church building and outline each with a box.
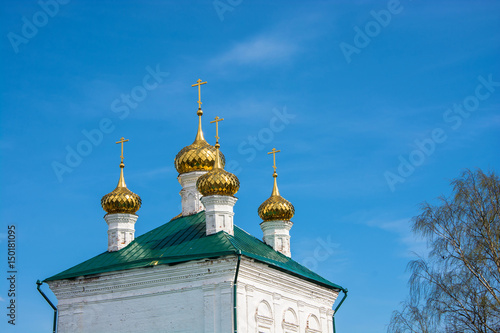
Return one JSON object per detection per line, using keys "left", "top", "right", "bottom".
{"left": 41, "top": 79, "right": 348, "bottom": 333}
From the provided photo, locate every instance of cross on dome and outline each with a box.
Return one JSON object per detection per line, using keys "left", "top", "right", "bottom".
{"left": 116, "top": 137, "right": 129, "bottom": 163}
{"left": 101, "top": 136, "right": 142, "bottom": 215}
{"left": 258, "top": 147, "right": 295, "bottom": 222}
{"left": 196, "top": 115, "right": 240, "bottom": 197}
{"left": 210, "top": 116, "right": 224, "bottom": 146}
{"left": 268, "top": 147, "right": 281, "bottom": 174}
{"left": 174, "top": 78, "right": 226, "bottom": 175}
{"left": 191, "top": 78, "right": 207, "bottom": 110}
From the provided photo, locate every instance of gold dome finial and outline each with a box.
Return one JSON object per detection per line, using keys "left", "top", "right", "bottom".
{"left": 101, "top": 137, "right": 142, "bottom": 215}
{"left": 197, "top": 117, "right": 240, "bottom": 196}
{"left": 192, "top": 78, "right": 207, "bottom": 142}
{"left": 211, "top": 116, "right": 224, "bottom": 168}
{"left": 258, "top": 148, "right": 295, "bottom": 221}
{"left": 268, "top": 147, "right": 281, "bottom": 196}
{"left": 174, "top": 79, "right": 226, "bottom": 174}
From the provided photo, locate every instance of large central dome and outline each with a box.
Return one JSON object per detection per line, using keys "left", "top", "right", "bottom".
{"left": 175, "top": 138, "right": 225, "bottom": 174}
{"left": 174, "top": 109, "right": 225, "bottom": 174}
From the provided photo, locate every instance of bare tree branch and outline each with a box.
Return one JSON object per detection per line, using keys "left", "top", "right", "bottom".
{"left": 388, "top": 169, "right": 500, "bottom": 333}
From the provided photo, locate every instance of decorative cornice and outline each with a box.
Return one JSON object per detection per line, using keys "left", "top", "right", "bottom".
{"left": 283, "top": 322, "right": 299, "bottom": 331}
{"left": 104, "top": 213, "right": 138, "bottom": 225}
{"left": 178, "top": 171, "right": 207, "bottom": 186}
{"left": 237, "top": 257, "right": 337, "bottom": 307}
{"left": 255, "top": 315, "right": 274, "bottom": 326}
{"left": 201, "top": 195, "right": 238, "bottom": 206}
{"left": 260, "top": 219, "right": 293, "bottom": 230}
{"left": 245, "top": 284, "right": 256, "bottom": 293}
{"left": 48, "top": 257, "right": 238, "bottom": 301}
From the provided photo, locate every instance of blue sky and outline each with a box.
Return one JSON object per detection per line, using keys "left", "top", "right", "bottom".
{"left": 1, "top": 0, "right": 499, "bottom": 332}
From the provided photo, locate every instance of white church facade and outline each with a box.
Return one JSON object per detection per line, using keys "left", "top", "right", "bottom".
{"left": 42, "top": 79, "right": 347, "bottom": 333}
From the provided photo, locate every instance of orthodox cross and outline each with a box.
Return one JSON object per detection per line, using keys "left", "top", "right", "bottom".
{"left": 116, "top": 137, "right": 129, "bottom": 163}
{"left": 210, "top": 116, "right": 224, "bottom": 144}
{"left": 191, "top": 78, "right": 207, "bottom": 109}
{"left": 267, "top": 148, "right": 281, "bottom": 172}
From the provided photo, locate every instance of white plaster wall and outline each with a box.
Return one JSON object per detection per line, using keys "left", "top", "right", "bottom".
{"left": 48, "top": 255, "right": 340, "bottom": 333}
{"left": 178, "top": 171, "right": 206, "bottom": 216}
{"left": 57, "top": 287, "right": 206, "bottom": 332}
{"left": 48, "top": 257, "right": 237, "bottom": 333}
{"left": 260, "top": 220, "right": 293, "bottom": 257}
{"left": 104, "top": 213, "right": 138, "bottom": 252}
{"left": 201, "top": 195, "right": 237, "bottom": 236}
{"left": 235, "top": 257, "right": 338, "bottom": 333}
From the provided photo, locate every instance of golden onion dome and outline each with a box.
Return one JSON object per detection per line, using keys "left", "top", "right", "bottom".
{"left": 175, "top": 109, "right": 225, "bottom": 174}
{"left": 101, "top": 162, "right": 142, "bottom": 215}
{"left": 197, "top": 143, "right": 239, "bottom": 196}
{"left": 258, "top": 171, "right": 295, "bottom": 221}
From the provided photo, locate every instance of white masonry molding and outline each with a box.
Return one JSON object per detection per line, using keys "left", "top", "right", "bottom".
{"left": 47, "top": 256, "right": 338, "bottom": 333}
{"left": 201, "top": 195, "right": 238, "bottom": 236}
{"left": 178, "top": 171, "right": 207, "bottom": 216}
{"left": 104, "top": 213, "right": 138, "bottom": 252}
{"left": 260, "top": 219, "right": 294, "bottom": 257}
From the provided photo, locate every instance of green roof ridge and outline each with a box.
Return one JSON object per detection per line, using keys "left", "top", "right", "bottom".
{"left": 45, "top": 211, "right": 344, "bottom": 291}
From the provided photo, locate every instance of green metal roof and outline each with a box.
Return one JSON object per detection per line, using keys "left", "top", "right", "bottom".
{"left": 45, "top": 212, "right": 344, "bottom": 291}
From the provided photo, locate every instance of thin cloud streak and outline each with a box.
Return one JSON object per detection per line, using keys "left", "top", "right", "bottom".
{"left": 367, "top": 218, "right": 427, "bottom": 258}
{"left": 211, "top": 35, "right": 298, "bottom": 66}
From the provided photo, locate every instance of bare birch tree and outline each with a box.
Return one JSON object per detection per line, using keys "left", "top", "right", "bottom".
{"left": 388, "top": 169, "right": 500, "bottom": 333}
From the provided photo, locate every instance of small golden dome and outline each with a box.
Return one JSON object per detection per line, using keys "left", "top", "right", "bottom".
{"left": 175, "top": 110, "right": 225, "bottom": 174}
{"left": 197, "top": 144, "right": 239, "bottom": 196}
{"left": 101, "top": 162, "right": 142, "bottom": 214}
{"left": 258, "top": 171, "right": 295, "bottom": 221}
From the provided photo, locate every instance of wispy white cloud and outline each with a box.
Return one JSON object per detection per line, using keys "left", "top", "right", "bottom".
{"left": 209, "top": 5, "right": 335, "bottom": 69}
{"left": 211, "top": 35, "right": 298, "bottom": 66}
{"left": 469, "top": 111, "right": 500, "bottom": 130}
{"left": 293, "top": 235, "right": 349, "bottom": 273}
{"left": 366, "top": 218, "right": 427, "bottom": 258}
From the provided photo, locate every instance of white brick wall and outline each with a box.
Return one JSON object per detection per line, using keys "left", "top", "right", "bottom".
{"left": 236, "top": 257, "right": 337, "bottom": 333}
{"left": 48, "top": 256, "right": 338, "bottom": 333}
{"left": 178, "top": 171, "right": 206, "bottom": 216}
